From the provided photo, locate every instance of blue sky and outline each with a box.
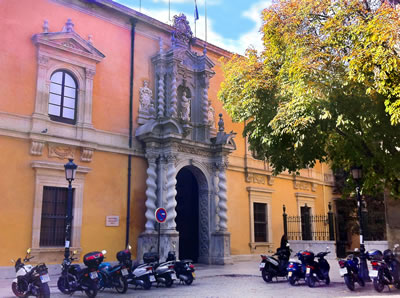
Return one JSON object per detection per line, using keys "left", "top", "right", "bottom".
{"left": 115, "top": 0, "right": 271, "bottom": 54}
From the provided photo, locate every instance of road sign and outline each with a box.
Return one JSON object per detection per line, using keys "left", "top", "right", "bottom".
{"left": 155, "top": 207, "right": 167, "bottom": 223}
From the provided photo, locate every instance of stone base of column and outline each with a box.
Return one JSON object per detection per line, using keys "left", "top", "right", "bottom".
{"left": 210, "top": 231, "right": 233, "bottom": 265}
{"left": 137, "top": 229, "right": 179, "bottom": 262}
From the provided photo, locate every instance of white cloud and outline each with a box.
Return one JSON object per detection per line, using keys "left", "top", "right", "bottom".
{"left": 120, "top": 0, "right": 271, "bottom": 55}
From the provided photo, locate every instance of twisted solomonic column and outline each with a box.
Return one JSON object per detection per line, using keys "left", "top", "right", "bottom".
{"left": 217, "top": 162, "right": 228, "bottom": 231}
{"left": 157, "top": 72, "right": 165, "bottom": 118}
{"left": 144, "top": 154, "right": 158, "bottom": 232}
{"left": 202, "top": 86, "right": 209, "bottom": 124}
{"left": 169, "top": 71, "right": 178, "bottom": 118}
{"left": 165, "top": 154, "right": 177, "bottom": 229}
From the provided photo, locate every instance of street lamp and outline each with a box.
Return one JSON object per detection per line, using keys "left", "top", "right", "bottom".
{"left": 350, "top": 166, "right": 370, "bottom": 282}
{"left": 64, "top": 159, "right": 77, "bottom": 261}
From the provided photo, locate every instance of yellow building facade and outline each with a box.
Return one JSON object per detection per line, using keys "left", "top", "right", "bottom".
{"left": 0, "top": 0, "right": 336, "bottom": 267}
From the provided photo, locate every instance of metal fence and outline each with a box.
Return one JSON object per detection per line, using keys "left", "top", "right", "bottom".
{"left": 283, "top": 204, "right": 335, "bottom": 241}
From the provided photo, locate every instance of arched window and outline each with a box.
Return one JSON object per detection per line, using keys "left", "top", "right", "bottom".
{"left": 48, "top": 70, "right": 77, "bottom": 124}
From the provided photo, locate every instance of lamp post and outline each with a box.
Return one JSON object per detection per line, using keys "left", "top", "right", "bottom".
{"left": 351, "top": 166, "right": 370, "bottom": 282}
{"left": 64, "top": 159, "right": 77, "bottom": 261}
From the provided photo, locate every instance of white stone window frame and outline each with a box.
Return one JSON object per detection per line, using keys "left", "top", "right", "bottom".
{"left": 248, "top": 187, "right": 274, "bottom": 251}
{"left": 295, "top": 193, "right": 317, "bottom": 240}
{"left": 31, "top": 29, "right": 104, "bottom": 136}
{"left": 31, "top": 161, "right": 90, "bottom": 254}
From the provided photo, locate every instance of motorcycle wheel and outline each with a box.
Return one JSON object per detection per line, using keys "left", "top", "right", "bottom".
{"left": 84, "top": 279, "right": 98, "bottom": 298}
{"left": 142, "top": 276, "right": 152, "bottom": 290}
{"left": 306, "top": 276, "right": 316, "bottom": 288}
{"left": 261, "top": 269, "right": 273, "bottom": 283}
{"left": 288, "top": 276, "right": 297, "bottom": 286}
{"left": 344, "top": 275, "right": 355, "bottom": 291}
{"left": 38, "top": 283, "right": 50, "bottom": 298}
{"left": 11, "top": 281, "right": 28, "bottom": 298}
{"left": 57, "top": 273, "right": 76, "bottom": 294}
{"left": 114, "top": 275, "right": 128, "bottom": 294}
{"left": 165, "top": 275, "right": 173, "bottom": 288}
{"left": 184, "top": 275, "right": 194, "bottom": 285}
{"left": 373, "top": 278, "right": 385, "bottom": 293}
{"left": 325, "top": 275, "right": 330, "bottom": 285}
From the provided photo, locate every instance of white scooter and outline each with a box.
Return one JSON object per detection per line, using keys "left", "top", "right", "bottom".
{"left": 11, "top": 248, "right": 50, "bottom": 298}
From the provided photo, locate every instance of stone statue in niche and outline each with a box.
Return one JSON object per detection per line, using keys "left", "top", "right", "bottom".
{"left": 139, "top": 80, "right": 153, "bottom": 114}
{"left": 208, "top": 102, "right": 215, "bottom": 127}
{"left": 180, "top": 91, "right": 191, "bottom": 122}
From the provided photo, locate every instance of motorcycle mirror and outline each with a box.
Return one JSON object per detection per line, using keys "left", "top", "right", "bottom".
{"left": 354, "top": 248, "right": 359, "bottom": 252}
{"left": 11, "top": 259, "right": 15, "bottom": 263}
{"left": 127, "top": 244, "right": 132, "bottom": 250}
{"left": 102, "top": 250, "right": 107, "bottom": 255}
{"left": 26, "top": 248, "right": 31, "bottom": 254}
{"left": 286, "top": 243, "right": 290, "bottom": 247}
{"left": 73, "top": 250, "right": 78, "bottom": 255}
{"left": 395, "top": 244, "right": 399, "bottom": 249}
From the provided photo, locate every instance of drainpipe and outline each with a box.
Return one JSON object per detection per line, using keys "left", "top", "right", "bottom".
{"left": 126, "top": 18, "right": 137, "bottom": 247}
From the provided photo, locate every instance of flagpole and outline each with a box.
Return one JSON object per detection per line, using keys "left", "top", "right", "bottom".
{"left": 205, "top": 0, "right": 207, "bottom": 42}
{"left": 169, "top": 0, "right": 171, "bottom": 21}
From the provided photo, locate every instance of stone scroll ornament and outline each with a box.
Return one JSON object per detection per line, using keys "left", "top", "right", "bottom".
{"left": 180, "top": 91, "right": 191, "bottom": 122}
{"left": 144, "top": 154, "right": 158, "bottom": 232}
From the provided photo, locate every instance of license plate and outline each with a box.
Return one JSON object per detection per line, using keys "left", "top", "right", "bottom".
{"left": 369, "top": 270, "right": 378, "bottom": 278}
{"left": 259, "top": 263, "right": 265, "bottom": 269}
{"left": 90, "top": 271, "right": 98, "bottom": 279}
{"left": 150, "top": 275, "right": 156, "bottom": 282}
{"left": 339, "top": 267, "right": 348, "bottom": 276}
{"left": 40, "top": 274, "right": 50, "bottom": 283}
{"left": 121, "top": 268, "right": 129, "bottom": 276}
{"left": 171, "top": 273, "right": 177, "bottom": 280}
{"left": 306, "top": 267, "right": 311, "bottom": 274}
{"left": 192, "top": 272, "right": 196, "bottom": 278}
{"left": 288, "top": 271, "right": 292, "bottom": 277}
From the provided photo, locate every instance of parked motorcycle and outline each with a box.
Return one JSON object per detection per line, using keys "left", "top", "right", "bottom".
{"left": 165, "top": 243, "right": 195, "bottom": 285}
{"left": 369, "top": 244, "right": 400, "bottom": 292}
{"left": 304, "top": 249, "right": 331, "bottom": 287}
{"left": 259, "top": 241, "right": 291, "bottom": 282}
{"left": 116, "top": 246, "right": 156, "bottom": 290}
{"left": 57, "top": 250, "right": 104, "bottom": 298}
{"left": 338, "top": 248, "right": 365, "bottom": 291}
{"left": 143, "top": 250, "right": 176, "bottom": 287}
{"left": 11, "top": 248, "right": 50, "bottom": 298}
{"left": 97, "top": 250, "right": 128, "bottom": 293}
{"left": 287, "top": 250, "right": 307, "bottom": 286}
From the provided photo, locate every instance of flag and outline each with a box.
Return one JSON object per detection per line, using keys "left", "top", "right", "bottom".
{"left": 194, "top": 0, "right": 199, "bottom": 21}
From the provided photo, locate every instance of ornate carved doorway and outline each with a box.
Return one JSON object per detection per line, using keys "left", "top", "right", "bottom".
{"left": 175, "top": 166, "right": 199, "bottom": 262}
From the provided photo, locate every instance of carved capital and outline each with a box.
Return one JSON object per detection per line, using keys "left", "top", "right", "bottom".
{"left": 145, "top": 152, "right": 159, "bottom": 164}
{"left": 164, "top": 154, "right": 177, "bottom": 164}
{"left": 216, "top": 161, "right": 228, "bottom": 171}
{"left": 80, "top": 147, "right": 94, "bottom": 162}
{"left": 30, "top": 140, "right": 45, "bottom": 156}
{"left": 37, "top": 55, "right": 49, "bottom": 66}
{"left": 85, "top": 68, "right": 96, "bottom": 79}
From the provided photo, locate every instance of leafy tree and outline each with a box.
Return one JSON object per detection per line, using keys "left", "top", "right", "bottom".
{"left": 218, "top": 0, "right": 400, "bottom": 197}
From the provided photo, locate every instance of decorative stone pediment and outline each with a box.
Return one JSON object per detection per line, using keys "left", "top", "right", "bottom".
{"left": 32, "top": 20, "right": 105, "bottom": 63}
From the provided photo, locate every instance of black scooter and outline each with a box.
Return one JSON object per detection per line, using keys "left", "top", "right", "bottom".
{"left": 57, "top": 250, "right": 105, "bottom": 298}
{"left": 369, "top": 244, "right": 400, "bottom": 292}
{"left": 259, "top": 236, "right": 291, "bottom": 282}
{"left": 165, "top": 243, "right": 195, "bottom": 285}
{"left": 304, "top": 249, "right": 330, "bottom": 287}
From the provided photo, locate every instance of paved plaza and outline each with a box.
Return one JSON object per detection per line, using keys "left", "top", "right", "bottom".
{"left": 1, "top": 259, "right": 400, "bottom": 297}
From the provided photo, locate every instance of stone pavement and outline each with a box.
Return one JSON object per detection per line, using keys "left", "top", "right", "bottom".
{"left": 1, "top": 258, "right": 400, "bottom": 297}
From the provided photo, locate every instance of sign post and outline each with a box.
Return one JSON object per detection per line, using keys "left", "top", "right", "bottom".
{"left": 155, "top": 207, "right": 167, "bottom": 258}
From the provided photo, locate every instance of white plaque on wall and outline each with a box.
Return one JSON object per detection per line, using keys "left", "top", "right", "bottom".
{"left": 106, "top": 216, "right": 120, "bottom": 227}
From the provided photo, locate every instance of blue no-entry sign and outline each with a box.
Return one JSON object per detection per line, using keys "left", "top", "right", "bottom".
{"left": 155, "top": 207, "right": 167, "bottom": 223}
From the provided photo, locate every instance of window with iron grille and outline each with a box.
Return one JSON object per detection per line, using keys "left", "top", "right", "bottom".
{"left": 40, "top": 186, "right": 73, "bottom": 247}
{"left": 48, "top": 70, "right": 78, "bottom": 124}
{"left": 254, "top": 202, "right": 268, "bottom": 242}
